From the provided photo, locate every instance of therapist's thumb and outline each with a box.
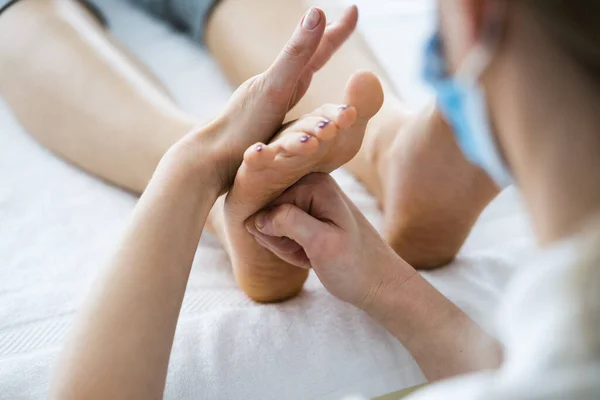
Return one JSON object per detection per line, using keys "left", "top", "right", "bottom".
{"left": 254, "top": 203, "right": 332, "bottom": 253}
{"left": 264, "top": 8, "right": 326, "bottom": 92}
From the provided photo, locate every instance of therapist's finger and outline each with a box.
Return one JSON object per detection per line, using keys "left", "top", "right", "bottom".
{"left": 265, "top": 7, "right": 327, "bottom": 92}
{"left": 290, "top": 6, "right": 359, "bottom": 108}
{"left": 248, "top": 229, "right": 311, "bottom": 269}
{"left": 308, "top": 5, "right": 358, "bottom": 72}
{"left": 250, "top": 203, "right": 337, "bottom": 259}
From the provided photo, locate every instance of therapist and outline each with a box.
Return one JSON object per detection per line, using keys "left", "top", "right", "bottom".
{"left": 247, "top": 0, "right": 600, "bottom": 398}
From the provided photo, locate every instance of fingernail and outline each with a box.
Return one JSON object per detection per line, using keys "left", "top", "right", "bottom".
{"left": 338, "top": 104, "right": 349, "bottom": 112}
{"left": 317, "top": 119, "right": 330, "bottom": 129}
{"left": 255, "top": 214, "right": 266, "bottom": 231}
{"left": 300, "top": 135, "right": 311, "bottom": 143}
{"left": 256, "top": 144, "right": 263, "bottom": 152}
{"left": 302, "top": 8, "right": 321, "bottom": 30}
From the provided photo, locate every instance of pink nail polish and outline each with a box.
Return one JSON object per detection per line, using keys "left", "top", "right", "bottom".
{"left": 300, "top": 135, "right": 311, "bottom": 143}
{"left": 256, "top": 144, "right": 263, "bottom": 152}
{"left": 318, "top": 119, "right": 330, "bottom": 129}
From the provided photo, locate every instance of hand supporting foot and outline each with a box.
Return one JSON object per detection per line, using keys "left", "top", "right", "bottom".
{"left": 219, "top": 71, "right": 384, "bottom": 302}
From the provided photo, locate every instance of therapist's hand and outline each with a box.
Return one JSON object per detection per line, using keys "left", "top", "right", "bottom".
{"left": 245, "top": 173, "right": 416, "bottom": 312}
{"left": 170, "top": 6, "right": 360, "bottom": 195}
{"left": 245, "top": 174, "right": 504, "bottom": 381}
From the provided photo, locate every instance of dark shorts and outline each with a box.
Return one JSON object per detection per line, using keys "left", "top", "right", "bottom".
{"left": 0, "top": 0, "right": 220, "bottom": 44}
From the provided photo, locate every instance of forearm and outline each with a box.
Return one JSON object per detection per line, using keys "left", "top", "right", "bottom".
{"left": 369, "top": 263, "right": 503, "bottom": 381}
{"left": 50, "top": 146, "right": 220, "bottom": 400}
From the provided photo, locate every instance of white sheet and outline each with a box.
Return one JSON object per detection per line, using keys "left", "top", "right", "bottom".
{"left": 0, "top": 0, "right": 536, "bottom": 399}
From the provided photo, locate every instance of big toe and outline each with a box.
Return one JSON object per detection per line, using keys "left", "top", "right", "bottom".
{"left": 343, "top": 70, "right": 384, "bottom": 121}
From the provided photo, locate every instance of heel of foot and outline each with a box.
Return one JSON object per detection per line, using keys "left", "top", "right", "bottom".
{"left": 236, "top": 267, "right": 309, "bottom": 303}
{"left": 386, "top": 224, "right": 463, "bottom": 270}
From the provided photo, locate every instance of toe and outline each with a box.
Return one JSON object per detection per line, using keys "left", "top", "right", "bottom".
{"left": 344, "top": 70, "right": 384, "bottom": 121}
{"left": 243, "top": 142, "right": 277, "bottom": 170}
{"left": 279, "top": 114, "right": 341, "bottom": 141}
{"left": 309, "top": 103, "right": 358, "bottom": 133}
{"left": 274, "top": 130, "right": 321, "bottom": 157}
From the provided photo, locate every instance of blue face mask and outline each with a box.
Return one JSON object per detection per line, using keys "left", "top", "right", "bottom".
{"left": 423, "top": 33, "right": 513, "bottom": 188}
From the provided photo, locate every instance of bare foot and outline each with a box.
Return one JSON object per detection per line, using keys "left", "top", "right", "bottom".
{"left": 349, "top": 105, "right": 500, "bottom": 269}
{"left": 219, "top": 71, "right": 384, "bottom": 302}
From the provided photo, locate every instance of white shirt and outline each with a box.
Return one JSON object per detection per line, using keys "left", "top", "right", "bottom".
{"left": 408, "top": 232, "right": 600, "bottom": 399}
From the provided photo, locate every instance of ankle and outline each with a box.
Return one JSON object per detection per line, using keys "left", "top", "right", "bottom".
{"left": 365, "top": 98, "right": 412, "bottom": 165}
{"left": 345, "top": 98, "right": 412, "bottom": 200}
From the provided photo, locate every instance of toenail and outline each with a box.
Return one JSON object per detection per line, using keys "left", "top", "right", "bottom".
{"left": 300, "top": 135, "right": 311, "bottom": 143}
{"left": 317, "top": 119, "right": 330, "bottom": 129}
{"left": 256, "top": 144, "right": 263, "bottom": 152}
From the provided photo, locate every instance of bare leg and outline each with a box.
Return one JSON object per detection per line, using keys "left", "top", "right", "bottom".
{"left": 1, "top": 0, "right": 368, "bottom": 302}
{"left": 1, "top": 0, "right": 496, "bottom": 278}
{"left": 0, "top": 0, "right": 198, "bottom": 194}
{"left": 0, "top": 0, "right": 399, "bottom": 202}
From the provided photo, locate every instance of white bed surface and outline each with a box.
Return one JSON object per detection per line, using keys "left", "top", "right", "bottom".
{"left": 0, "top": 1, "right": 536, "bottom": 399}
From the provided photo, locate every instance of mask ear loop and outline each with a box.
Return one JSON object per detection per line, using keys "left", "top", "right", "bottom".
{"left": 455, "top": 0, "right": 508, "bottom": 83}
{"left": 454, "top": 0, "right": 514, "bottom": 187}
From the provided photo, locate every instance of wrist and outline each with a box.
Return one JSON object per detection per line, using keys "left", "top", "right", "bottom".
{"left": 358, "top": 255, "right": 417, "bottom": 320}
{"left": 369, "top": 269, "right": 501, "bottom": 379}
{"left": 158, "top": 116, "right": 233, "bottom": 197}
{"left": 363, "top": 261, "right": 458, "bottom": 342}
{"left": 155, "top": 141, "right": 222, "bottom": 202}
